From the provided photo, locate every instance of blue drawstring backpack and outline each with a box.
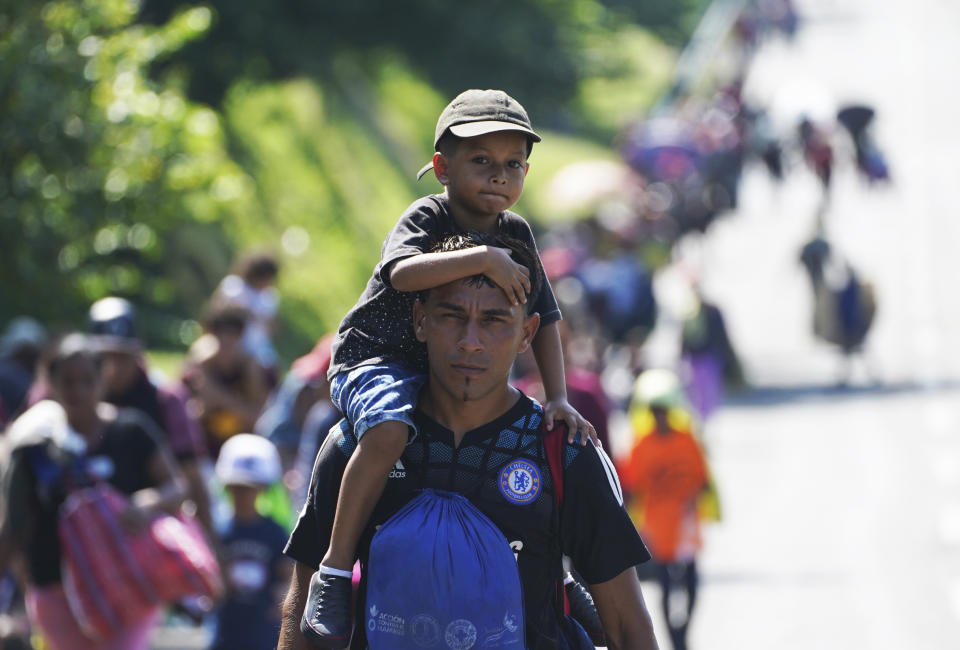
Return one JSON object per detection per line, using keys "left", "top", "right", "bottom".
{"left": 365, "top": 489, "right": 525, "bottom": 649}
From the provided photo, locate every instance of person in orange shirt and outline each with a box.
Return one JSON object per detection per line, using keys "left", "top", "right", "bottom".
{"left": 621, "top": 369, "right": 709, "bottom": 650}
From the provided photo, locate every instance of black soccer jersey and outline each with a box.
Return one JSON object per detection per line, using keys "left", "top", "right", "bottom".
{"left": 285, "top": 393, "right": 649, "bottom": 649}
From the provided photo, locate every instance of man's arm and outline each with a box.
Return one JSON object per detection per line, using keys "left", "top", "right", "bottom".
{"left": 278, "top": 560, "right": 314, "bottom": 650}
{"left": 590, "top": 567, "right": 660, "bottom": 650}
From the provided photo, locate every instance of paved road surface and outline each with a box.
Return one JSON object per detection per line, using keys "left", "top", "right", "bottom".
{"left": 638, "top": 0, "right": 960, "bottom": 648}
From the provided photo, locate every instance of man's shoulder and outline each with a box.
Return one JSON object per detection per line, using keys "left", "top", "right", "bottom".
{"left": 111, "top": 406, "right": 157, "bottom": 435}
{"left": 489, "top": 393, "right": 546, "bottom": 439}
{"left": 558, "top": 433, "right": 591, "bottom": 471}
{"left": 410, "top": 393, "right": 546, "bottom": 455}
{"left": 555, "top": 429, "right": 624, "bottom": 506}
{"left": 536, "top": 417, "right": 590, "bottom": 471}
{"left": 324, "top": 417, "right": 359, "bottom": 458}
{"left": 152, "top": 379, "right": 189, "bottom": 409}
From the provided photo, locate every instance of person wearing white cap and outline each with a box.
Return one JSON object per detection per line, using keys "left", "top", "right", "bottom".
{"left": 0, "top": 334, "right": 186, "bottom": 650}
{"left": 86, "top": 297, "right": 216, "bottom": 542}
{"left": 621, "top": 369, "right": 710, "bottom": 650}
{"left": 209, "top": 434, "right": 292, "bottom": 650}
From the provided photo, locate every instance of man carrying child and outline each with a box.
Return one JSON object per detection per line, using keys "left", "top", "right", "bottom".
{"left": 279, "top": 232, "right": 659, "bottom": 649}
{"left": 307, "top": 89, "right": 598, "bottom": 645}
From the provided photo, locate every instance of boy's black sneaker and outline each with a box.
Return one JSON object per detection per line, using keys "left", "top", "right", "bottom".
{"left": 565, "top": 578, "right": 607, "bottom": 646}
{"left": 300, "top": 569, "right": 353, "bottom": 648}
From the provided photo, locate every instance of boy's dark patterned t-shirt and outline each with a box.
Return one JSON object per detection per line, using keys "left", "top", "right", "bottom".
{"left": 284, "top": 395, "right": 650, "bottom": 649}
{"left": 328, "top": 194, "right": 561, "bottom": 378}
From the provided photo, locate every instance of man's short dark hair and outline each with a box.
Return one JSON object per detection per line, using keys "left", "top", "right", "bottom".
{"left": 46, "top": 333, "right": 98, "bottom": 380}
{"left": 420, "top": 232, "right": 544, "bottom": 314}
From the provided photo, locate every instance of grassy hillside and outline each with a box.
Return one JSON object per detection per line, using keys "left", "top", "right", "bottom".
{"left": 194, "top": 32, "right": 675, "bottom": 364}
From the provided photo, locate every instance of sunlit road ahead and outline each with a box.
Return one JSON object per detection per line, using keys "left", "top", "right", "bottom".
{"left": 659, "top": 0, "right": 960, "bottom": 648}
{"left": 153, "top": 1, "right": 960, "bottom": 647}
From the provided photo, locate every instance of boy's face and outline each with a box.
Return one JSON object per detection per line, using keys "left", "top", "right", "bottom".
{"left": 435, "top": 131, "right": 530, "bottom": 227}
{"left": 51, "top": 355, "right": 102, "bottom": 418}
{"left": 98, "top": 350, "right": 140, "bottom": 394}
{"left": 211, "top": 323, "right": 244, "bottom": 359}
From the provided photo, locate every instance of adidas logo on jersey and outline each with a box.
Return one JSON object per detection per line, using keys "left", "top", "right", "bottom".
{"left": 388, "top": 459, "right": 406, "bottom": 479}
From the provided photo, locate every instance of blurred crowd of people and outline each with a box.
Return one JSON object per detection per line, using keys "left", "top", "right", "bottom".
{"left": 0, "top": 256, "right": 730, "bottom": 650}
{"left": 0, "top": 217, "right": 740, "bottom": 648}
{"left": 0, "top": 1, "right": 898, "bottom": 648}
{"left": 0, "top": 252, "right": 322, "bottom": 650}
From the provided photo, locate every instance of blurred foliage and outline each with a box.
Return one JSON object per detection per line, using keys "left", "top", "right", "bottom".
{"left": 3, "top": 0, "right": 690, "bottom": 362}
{"left": 221, "top": 71, "right": 434, "bottom": 352}
{"left": 601, "top": 0, "right": 708, "bottom": 45}
{"left": 145, "top": 347, "right": 187, "bottom": 381}
{"left": 515, "top": 134, "right": 624, "bottom": 224}
{"left": 137, "top": 0, "right": 701, "bottom": 124}
{"left": 1, "top": 0, "right": 252, "bottom": 344}
{"left": 572, "top": 25, "right": 678, "bottom": 139}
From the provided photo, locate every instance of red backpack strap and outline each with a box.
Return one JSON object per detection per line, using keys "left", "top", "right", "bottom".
{"left": 542, "top": 420, "right": 570, "bottom": 615}
{"left": 542, "top": 421, "right": 566, "bottom": 508}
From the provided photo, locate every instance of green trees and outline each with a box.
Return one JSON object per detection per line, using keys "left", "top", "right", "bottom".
{"left": 2, "top": 2, "right": 254, "bottom": 343}
{"left": 137, "top": 0, "right": 702, "bottom": 119}
{"left": 2, "top": 0, "right": 695, "bottom": 356}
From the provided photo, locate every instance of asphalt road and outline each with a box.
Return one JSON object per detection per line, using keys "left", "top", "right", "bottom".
{"left": 640, "top": 0, "right": 960, "bottom": 647}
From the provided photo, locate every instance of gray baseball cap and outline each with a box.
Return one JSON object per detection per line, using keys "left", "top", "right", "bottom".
{"left": 417, "top": 89, "right": 541, "bottom": 180}
{"left": 87, "top": 296, "right": 142, "bottom": 354}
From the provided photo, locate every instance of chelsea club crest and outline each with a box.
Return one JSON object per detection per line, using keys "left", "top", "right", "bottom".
{"left": 498, "top": 459, "right": 541, "bottom": 505}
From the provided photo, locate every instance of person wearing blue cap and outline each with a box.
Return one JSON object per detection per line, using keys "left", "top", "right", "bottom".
{"left": 87, "top": 297, "right": 215, "bottom": 540}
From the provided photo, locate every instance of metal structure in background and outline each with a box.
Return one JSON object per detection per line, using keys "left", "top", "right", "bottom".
{"left": 654, "top": 0, "right": 752, "bottom": 116}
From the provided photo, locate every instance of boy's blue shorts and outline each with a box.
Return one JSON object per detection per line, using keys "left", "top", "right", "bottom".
{"left": 330, "top": 361, "right": 426, "bottom": 442}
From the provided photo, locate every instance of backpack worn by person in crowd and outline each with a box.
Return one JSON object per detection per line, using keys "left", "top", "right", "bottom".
{"left": 58, "top": 482, "right": 222, "bottom": 640}
{"left": 27, "top": 433, "right": 222, "bottom": 641}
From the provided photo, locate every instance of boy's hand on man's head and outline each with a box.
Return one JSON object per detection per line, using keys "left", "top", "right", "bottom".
{"left": 484, "top": 246, "right": 531, "bottom": 306}
{"left": 542, "top": 399, "right": 598, "bottom": 447}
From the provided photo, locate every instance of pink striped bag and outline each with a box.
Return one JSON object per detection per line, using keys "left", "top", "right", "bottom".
{"left": 58, "top": 483, "right": 222, "bottom": 640}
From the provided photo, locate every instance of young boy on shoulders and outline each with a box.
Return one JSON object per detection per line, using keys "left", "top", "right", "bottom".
{"left": 304, "top": 89, "right": 596, "bottom": 647}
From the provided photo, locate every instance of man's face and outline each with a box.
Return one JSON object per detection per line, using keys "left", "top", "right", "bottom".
{"left": 51, "top": 356, "right": 102, "bottom": 418}
{"left": 414, "top": 278, "right": 539, "bottom": 404}
{"left": 436, "top": 131, "right": 529, "bottom": 226}
{"left": 651, "top": 405, "right": 671, "bottom": 433}
{"left": 211, "top": 324, "right": 244, "bottom": 361}
{"left": 98, "top": 350, "right": 140, "bottom": 394}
